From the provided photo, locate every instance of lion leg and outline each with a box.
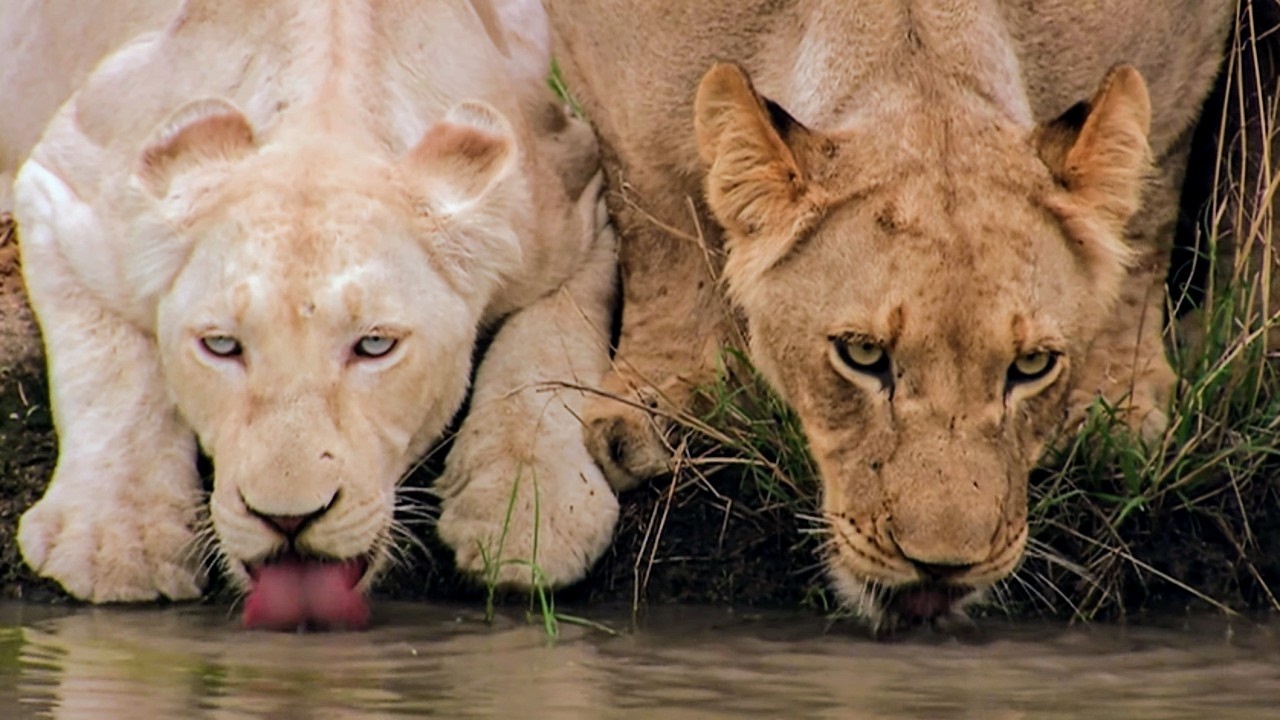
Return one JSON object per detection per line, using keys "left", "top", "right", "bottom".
{"left": 582, "top": 164, "right": 736, "bottom": 491}
{"left": 435, "top": 182, "right": 619, "bottom": 589}
{"left": 14, "top": 165, "right": 205, "bottom": 602}
{"left": 1070, "top": 161, "right": 1183, "bottom": 439}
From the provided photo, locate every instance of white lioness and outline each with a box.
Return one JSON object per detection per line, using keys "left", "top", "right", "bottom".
{"left": 4, "top": 0, "right": 619, "bottom": 628}
{"left": 545, "top": 0, "right": 1239, "bottom": 625}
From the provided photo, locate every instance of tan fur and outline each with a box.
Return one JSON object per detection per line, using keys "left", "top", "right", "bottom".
{"left": 546, "top": 0, "right": 1237, "bottom": 623}
{"left": 6, "top": 0, "right": 619, "bottom": 603}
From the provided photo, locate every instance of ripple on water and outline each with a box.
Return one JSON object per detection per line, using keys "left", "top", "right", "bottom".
{"left": 0, "top": 603, "right": 1278, "bottom": 719}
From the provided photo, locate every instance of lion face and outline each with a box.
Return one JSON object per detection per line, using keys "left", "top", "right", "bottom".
{"left": 695, "top": 64, "right": 1151, "bottom": 625}
{"left": 135, "top": 99, "right": 523, "bottom": 616}
{"left": 158, "top": 184, "right": 474, "bottom": 585}
{"left": 740, "top": 170, "right": 1085, "bottom": 622}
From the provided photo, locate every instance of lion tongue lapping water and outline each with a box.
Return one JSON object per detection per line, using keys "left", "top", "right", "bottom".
{"left": 243, "top": 556, "right": 369, "bottom": 631}
{"left": 886, "top": 585, "right": 975, "bottom": 625}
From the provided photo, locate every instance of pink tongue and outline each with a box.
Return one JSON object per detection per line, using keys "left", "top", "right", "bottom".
{"left": 243, "top": 557, "right": 370, "bottom": 631}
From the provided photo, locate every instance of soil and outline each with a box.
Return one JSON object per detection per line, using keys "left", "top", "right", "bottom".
{"left": 0, "top": 215, "right": 63, "bottom": 603}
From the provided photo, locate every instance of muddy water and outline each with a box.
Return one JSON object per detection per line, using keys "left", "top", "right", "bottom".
{"left": 0, "top": 603, "right": 1277, "bottom": 719}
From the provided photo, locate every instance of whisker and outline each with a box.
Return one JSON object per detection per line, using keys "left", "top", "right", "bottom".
{"left": 374, "top": 533, "right": 408, "bottom": 573}
{"left": 393, "top": 501, "right": 439, "bottom": 517}
{"left": 988, "top": 582, "right": 1014, "bottom": 618}
{"left": 1005, "top": 570, "right": 1058, "bottom": 617}
{"left": 1024, "top": 537, "right": 1100, "bottom": 589}
{"left": 388, "top": 520, "right": 431, "bottom": 564}
{"left": 394, "top": 486, "right": 442, "bottom": 497}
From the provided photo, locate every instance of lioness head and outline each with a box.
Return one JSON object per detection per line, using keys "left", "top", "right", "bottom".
{"left": 134, "top": 99, "right": 525, "bottom": 628}
{"left": 695, "top": 64, "right": 1150, "bottom": 625}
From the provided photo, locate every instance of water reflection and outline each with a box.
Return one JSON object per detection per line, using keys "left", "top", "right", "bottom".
{"left": 1, "top": 603, "right": 1278, "bottom": 719}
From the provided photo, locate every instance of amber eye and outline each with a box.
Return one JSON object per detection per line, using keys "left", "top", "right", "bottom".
{"left": 1008, "top": 351, "right": 1057, "bottom": 385}
{"left": 830, "top": 335, "right": 893, "bottom": 389}
{"left": 842, "top": 341, "right": 885, "bottom": 369}
{"left": 200, "top": 335, "right": 242, "bottom": 358}
{"left": 354, "top": 335, "right": 397, "bottom": 359}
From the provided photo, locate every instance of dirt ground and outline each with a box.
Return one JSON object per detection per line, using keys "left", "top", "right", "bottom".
{"left": 0, "top": 215, "right": 63, "bottom": 602}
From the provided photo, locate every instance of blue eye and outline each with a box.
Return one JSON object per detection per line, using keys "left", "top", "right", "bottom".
{"left": 354, "top": 336, "right": 397, "bottom": 358}
{"left": 200, "top": 335, "right": 242, "bottom": 358}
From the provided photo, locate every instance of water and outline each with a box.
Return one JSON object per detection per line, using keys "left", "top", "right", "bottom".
{"left": 1, "top": 602, "right": 1277, "bottom": 719}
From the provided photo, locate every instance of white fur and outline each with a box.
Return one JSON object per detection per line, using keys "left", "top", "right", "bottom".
{"left": 8, "top": 0, "right": 618, "bottom": 602}
{"left": 14, "top": 161, "right": 204, "bottom": 601}
{"left": 436, "top": 174, "right": 618, "bottom": 586}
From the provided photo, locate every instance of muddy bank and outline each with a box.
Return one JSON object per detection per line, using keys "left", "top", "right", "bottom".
{"left": 0, "top": 216, "right": 60, "bottom": 603}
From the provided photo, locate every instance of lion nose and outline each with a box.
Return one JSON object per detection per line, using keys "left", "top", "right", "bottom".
{"left": 244, "top": 493, "right": 337, "bottom": 539}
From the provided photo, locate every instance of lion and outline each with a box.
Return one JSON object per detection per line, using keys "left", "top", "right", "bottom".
{"left": 4, "top": 0, "right": 620, "bottom": 629}
{"left": 544, "top": 0, "right": 1239, "bottom": 626}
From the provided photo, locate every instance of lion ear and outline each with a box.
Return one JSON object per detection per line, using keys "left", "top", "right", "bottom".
{"left": 695, "top": 63, "right": 827, "bottom": 243}
{"left": 1037, "top": 65, "right": 1151, "bottom": 222}
{"left": 403, "top": 101, "right": 517, "bottom": 215}
{"left": 1035, "top": 65, "right": 1151, "bottom": 292}
{"left": 137, "top": 98, "right": 257, "bottom": 197}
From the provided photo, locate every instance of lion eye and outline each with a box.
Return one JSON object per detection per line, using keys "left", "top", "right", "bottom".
{"left": 830, "top": 336, "right": 892, "bottom": 384}
{"left": 845, "top": 341, "right": 884, "bottom": 368}
{"left": 1008, "top": 351, "right": 1057, "bottom": 384}
{"left": 200, "top": 335, "right": 242, "bottom": 358}
{"left": 354, "top": 335, "right": 397, "bottom": 359}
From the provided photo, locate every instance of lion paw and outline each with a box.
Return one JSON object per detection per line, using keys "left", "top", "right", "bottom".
{"left": 1121, "top": 360, "right": 1175, "bottom": 441}
{"left": 18, "top": 488, "right": 205, "bottom": 603}
{"left": 1128, "top": 398, "right": 1170, "bottom": 441}
{"left": 1068, "top": 369, "right": 1173, "bottom": 442}
{"left": 583, "top": 390, "right": 673, "bottom": 492}
{"left": 437, "top": 442, "right": 619, "bottom": 590}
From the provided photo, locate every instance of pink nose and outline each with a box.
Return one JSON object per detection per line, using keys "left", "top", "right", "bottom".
{"left": 262, "top": 514, "right": 307, "bottom": 536}
{"left": 243, "top": 493, "right": 338, "bottom": 539}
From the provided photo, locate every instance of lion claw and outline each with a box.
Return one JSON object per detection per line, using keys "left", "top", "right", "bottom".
{"left": 18, "top": 489, "right": 205, "bottom": 603}
{"left": 583, "top": 398, "right": 672, "bottom": 492}
{"left": 437, "top": 446, "right": 619, "bottom": 590}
